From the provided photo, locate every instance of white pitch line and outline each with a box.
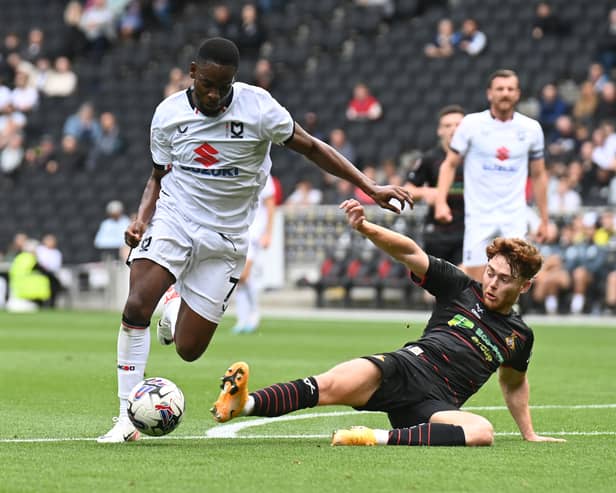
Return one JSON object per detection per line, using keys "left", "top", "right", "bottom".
{"left": 1, "top": 404, "right": 615, "bottom": 444}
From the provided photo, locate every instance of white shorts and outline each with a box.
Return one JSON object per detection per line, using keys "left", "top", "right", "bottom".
{"left": 129, "top": 203, "right": 248, "bottom": 323}
{"left": 463, "top": 213, "right": 528, "bottom": 267}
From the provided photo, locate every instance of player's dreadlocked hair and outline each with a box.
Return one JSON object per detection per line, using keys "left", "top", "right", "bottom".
{"left": 486, "top": 237, "right": 543, "bottom": 281}
{"left": 197, "top": 38, "right": 240, "bottom": 68}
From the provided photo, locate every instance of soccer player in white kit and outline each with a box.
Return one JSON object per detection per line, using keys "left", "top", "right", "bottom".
{"left": 434, "top": 69, "right": 549, "bottom": 282}
{"left": 231, "top": 175, "right": 276, "bottom": 334}
{"left": 97, "top": 38, "right": 412, "bottom": 443}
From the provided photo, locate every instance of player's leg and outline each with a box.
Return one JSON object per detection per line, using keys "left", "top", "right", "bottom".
{"left": 232, "top": 257, "right": 254, "bottom": 333}
{"left": 211, "top": 358, "right": 382, "bottom": 422}
{"left": 461, "top": 218, "right": 494, "bottom": 282}
{"left": 332, "top": 409, "right": 489, "bottom": 447}
{"left": 97, "top": 259, "right": 175, "bottom": 443}
{"left": 172, "top": 228, "right": 247, "bottom": 361}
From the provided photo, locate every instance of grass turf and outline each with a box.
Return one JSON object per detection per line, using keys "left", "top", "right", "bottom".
{"left": 0, "top": 310, "right": 614, "bottom": 493}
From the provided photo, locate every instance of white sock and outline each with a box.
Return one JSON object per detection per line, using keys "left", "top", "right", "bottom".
{"left": 240, "top": 395, "right": 255, "bottom": 416}
{"left": 545, "top": 295, "right": 558, "bottom": 315}
{"left": 373, "top": 429, "right": 389, "bottom": 445}
{"left": 117, "top": 325, "right": 150, "bottom": 418}
{"left": 570, "top": 293, "right": 585, "bottom": 314}
{"left": 235, "top": 284, "right": 250, "bottom": 327}
{"left": 163, "top": 295, "right": 181, "bottom": 338}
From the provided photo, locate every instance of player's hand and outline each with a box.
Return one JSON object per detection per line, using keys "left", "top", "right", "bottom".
{"left": 434, "top": 201, "right": 453, "bottom": 223}
{"left": 340, "top": 199, "right": 366, "bottom": 230}
{"left": 259, "top": 232, "right": 272, "bottom": 249}
{"left": 370, "top": 185, "right": 413, "bottom": 213}
{"left": 524, "top": 433, "right": 567, "bottom": 443}
{"left": 125, "top": 220, "right": 147, "bottom": 248}
{"left": 533, "top": 219, "right": 549, "bottom": 244}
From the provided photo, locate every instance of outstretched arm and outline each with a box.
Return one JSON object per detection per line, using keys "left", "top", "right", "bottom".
{"left": 340, "top": 199, "right": 429, "bottom": 277}
{"left": 434, "top": 149, "right": 462, "bottom": 223}
{"left": 498, "top": 366, "right": 566, "bottom": 443}
{"left": 285, "top": 123, "right": 413, "bottom": 213}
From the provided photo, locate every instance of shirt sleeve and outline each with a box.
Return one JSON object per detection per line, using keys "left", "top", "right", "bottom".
{"left": 411, "top": 255, "right": 472, "bottom": 299}
{"left": 503, "top": 329, "right": 534, "bottom": 372}
{"left": 449, "top": 116, "right": 472, "bottom": 156}
{"left": 150, "top": 105, "right": 172, "bottom": 166}
{"left": 258, "top": 92, "right": 295, "bottom": 145}
{"left": 529, "top": 121, "right": 545, "bottom": 161}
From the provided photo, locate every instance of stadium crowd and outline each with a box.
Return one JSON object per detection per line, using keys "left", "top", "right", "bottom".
{"left": 0, "top": 0, "right": 615, "bottom": 314}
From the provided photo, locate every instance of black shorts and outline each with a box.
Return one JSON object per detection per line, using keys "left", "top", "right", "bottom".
{"left": 424, "top": 236, "right": 463, "bottom": 266}
{"left": 356, "top": 348, "right": 459, "bottom": 428}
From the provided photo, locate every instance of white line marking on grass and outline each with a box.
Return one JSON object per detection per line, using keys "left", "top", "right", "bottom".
{"left": 1, "top": 404, "right": 615, "bottom": 443}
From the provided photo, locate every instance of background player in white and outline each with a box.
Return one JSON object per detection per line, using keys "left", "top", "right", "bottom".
{"left": 97, "top": 38, "right": 412, "bottom": 443}
{"left": 434, "top": 69, "right": 549, "bottom": 282}
{"left": 231, "top": 175, "right": 276, "bottom": 334}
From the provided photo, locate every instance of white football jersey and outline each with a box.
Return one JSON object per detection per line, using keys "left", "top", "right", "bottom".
{"left": 150, "top": 82, "right": 294, "bottom": 234}
{"left": 450, "top": 110, "right": 544, "bottom": 217}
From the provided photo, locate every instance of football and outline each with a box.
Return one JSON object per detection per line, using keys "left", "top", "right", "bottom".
{"left": 127, "top": 377, "right": 185, "bottom": 436}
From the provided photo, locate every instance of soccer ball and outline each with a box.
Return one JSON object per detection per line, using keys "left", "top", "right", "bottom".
{"left": 127, "top": 377, "right": 185, "bottom": 436}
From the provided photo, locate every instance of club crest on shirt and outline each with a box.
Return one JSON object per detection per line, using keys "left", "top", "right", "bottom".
{"left": 505, "top": 334, "right": 517, "bottom": 350}
{"left": 227, "top": 121, "right": 244, "bottom": 139}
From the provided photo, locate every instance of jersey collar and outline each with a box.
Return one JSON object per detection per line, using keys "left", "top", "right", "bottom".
{"left": 186, "top": 86, "right": 234, "bottom": 117}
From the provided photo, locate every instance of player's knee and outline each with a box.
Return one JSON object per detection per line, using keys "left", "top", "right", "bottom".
{"left": 175, "top": 341, "right": 206, "bottom": 362}
{"left": 466, "top": 420, "right": 494, "bottom": 446}
{"left": 124, "top": 293, "right": 155, "bottom": 325}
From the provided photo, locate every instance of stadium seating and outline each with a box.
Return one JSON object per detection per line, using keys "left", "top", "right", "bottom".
{"left": 0, "top": 0, "right": 614, "bottom": 270}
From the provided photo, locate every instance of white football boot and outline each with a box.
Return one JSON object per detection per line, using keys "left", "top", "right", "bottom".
{"left": 157, "top": 285, "right": 180, "bottom": 345}
{"left": 96, "top": 417, "right": 140, "bottom": 443}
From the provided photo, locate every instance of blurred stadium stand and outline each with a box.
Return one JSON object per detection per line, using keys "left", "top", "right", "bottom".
{"left": 0, "top": 0, "right": 613, "bottom": 276}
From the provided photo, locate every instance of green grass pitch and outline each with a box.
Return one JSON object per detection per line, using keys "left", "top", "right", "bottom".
{"left": 1, "top": 310, "right": 614, "bottom": 493}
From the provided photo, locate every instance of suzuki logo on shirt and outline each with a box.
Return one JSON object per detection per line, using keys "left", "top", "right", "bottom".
{"left": 194, "top": 142, "right": 219, "bottom": 167}
{"left": 496, "top": 146, "right": 510, "bottom": 161}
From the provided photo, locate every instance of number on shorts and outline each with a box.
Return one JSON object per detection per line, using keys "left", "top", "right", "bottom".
{"left": 222, "top": 276, "right": 239, "bottom": 312}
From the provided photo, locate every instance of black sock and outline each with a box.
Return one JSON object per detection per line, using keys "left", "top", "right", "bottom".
{"left": 387, "top": 423, "right": 466, "bottom": 446}
{"left": 250, "top": 377, "right": 319, "bottom": 417}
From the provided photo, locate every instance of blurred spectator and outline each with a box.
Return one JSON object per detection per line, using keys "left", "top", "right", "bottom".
{"left": 301, "top": 111, "right": 325, "bottom": 141}
{"left": 11, "top": 71, "right": 39, "bottom": 113}
{"left": 564, "top": 212, "right": 608, "bottom": 313}
{"left": 62, "top": 1, "right": 88, "bottom": 60}
{"left": 424, "top": 18, "right": 458, "bottom": 58}
{"left": 572, "top": 80, "right": 598, "bottom": 127}
{"left": 79, "top": 0, "right": 116, "bottom": 60}
{"left": 532, "top": 2, "right": 568, "bottom": 40}
{"left": 346, "top": 82, "right": 383, "bottom": 121}
{"left": 86, "top": 111, "right": 123, "bottom": 169}
{"left": 590, "top": 124, "right": 616, "bottom": 172}
{"left": 4, "top": 232, "right": 28, "bottom": 262}
{"left": 0, "top": 33, "right": 20, "bottom": 84}
{"left": 94, "top": 200, "right": 131, "bottom": 260}
{"left": 593, "top": 81, "right": 616, "bottom": 125}
{"left": 252, "top": 58, "right": 275, "bottom": 92}
{"left": 39, "top": 57, "right": 78, "bottom": 98}
{"left": 207, "top": 4, "right": 239, "bottom": 41}
{"left": 587, "top": 62, "right": 609, "bottom": 93}
{"left": 530, "top": 221, "right": 571, "bottom": 314}
{"left": 150, "top": 0, "right": 173, "bottom": 29}
{"left": 24, "top": 134, "right": 57, "bottom": 173}
{"left": 164, "top": 66, "right": 190, "bottom": 97}
{"left": 354, "top": 0, "right": 395, "bottom": 20}
{"left": 236, "top": 3, "right": 265, "bottom": 60}
{"left": 0, "top": 78, "right": 10, "bottom": 112}
{"left": 538, "top": 83, "right": 568, "bottom": 135}
{"left": 0, "top": 132, "right": 24, "bottom": 179}
{"left": 285, "top": 178, "right": 323, "bottom": 205}
{"left": 547, "top": 173, "right": 582, "bottom": 215}
{"left": 606, "top": 269, "right": 616, "bottom": 313}
{"left": 328, "top": 128, "right": 356, "bottom": 163}
{"left": 546, "top": 115, "right": 578, "bottom": 161}
{"left": 63, "top": 102, "right": 102, "bottom": 146}
{"left": 595, "top": 8, "right": 616, "bottom": 73}
{"left": 378, "top": 157, "right": 401, "bottom": 186}
{"left": 118, "top": 0, "right": 144, "bottom": 40}
{"left": 35, "top": 234, "right": 64, "bottom": 308}
{"left": 21, "top": 28, "right": 46, "bottom": 62}
{"left": 56, "top": 134, "right": 87, "bottom": 171}
{"left": 7, "top": 238, "right": 51, "bottom": 311}
{"left": 456, "top": 19, "right": 487, "bottom": 56}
